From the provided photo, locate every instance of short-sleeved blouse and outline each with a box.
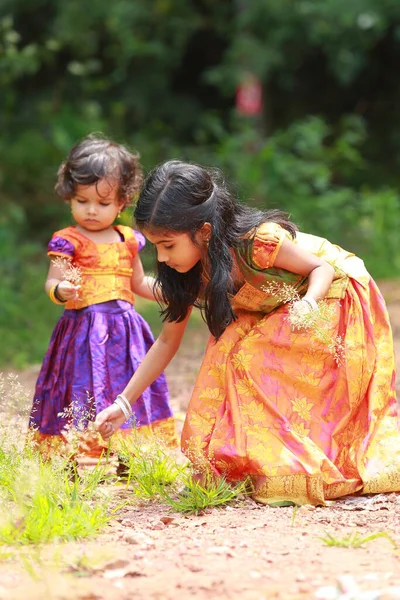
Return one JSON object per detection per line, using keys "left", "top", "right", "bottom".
{"left": 48, "top": 225, "right": 146, "bottom": 310}
{"left": 231, "top": 222, "right": 370, "bottom": 314}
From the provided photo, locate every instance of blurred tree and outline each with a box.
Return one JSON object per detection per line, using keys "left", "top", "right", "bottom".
{"left": 209, "top": 0, "right": 400, "bottom": 172}
{"left": 1, "top": 0, "right": 400, "bottom": 367}
{"left": 0, "top": 0, "right": 232, "bottom": 238}
{"left": 2, "top": 0, "right": 400, "bottom": 210}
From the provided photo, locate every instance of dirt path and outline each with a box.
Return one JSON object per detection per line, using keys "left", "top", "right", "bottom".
{"left": 2, "top": 292, "right": 400, "bottom": 600}
{"left": 1, "top": 494, "right": 400, "bottom": 600}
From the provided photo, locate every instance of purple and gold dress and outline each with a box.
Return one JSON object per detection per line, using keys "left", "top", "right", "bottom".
{"left": 29, "top": 225, "right": 177, "bottom": 456}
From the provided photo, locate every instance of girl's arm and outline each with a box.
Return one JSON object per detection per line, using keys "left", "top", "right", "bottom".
{"left": 45, "top": 260, "right": 80, "bottom": 302}
{"left": 131, "top": 254, "right": 159, "bottom": 301}
{"left": 274, "top": 238, "right": 335, "bottom": 303}
{"left": 95, "top": 312, "right": 191, "bottom": 439}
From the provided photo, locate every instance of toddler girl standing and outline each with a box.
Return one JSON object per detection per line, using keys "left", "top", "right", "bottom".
{"left": 29, "top": 135, "right": 177, "bottom": 457}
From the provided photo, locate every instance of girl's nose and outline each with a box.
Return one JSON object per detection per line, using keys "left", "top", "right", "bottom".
{"left": 87, "top": 204, "right": 97, "bottom": 214}
{"left": 157, "top": 248, "right": 168, "bottom": 263}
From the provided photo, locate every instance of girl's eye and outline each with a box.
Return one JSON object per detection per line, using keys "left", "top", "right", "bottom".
{"left": 100, "top": 202, "right": 111, "bottom": 206}
{"left": 164, "top": 245, "right": 173, "bottom": 250}
{"left": 77, "top": 199, "right": 87, "bottom": 204}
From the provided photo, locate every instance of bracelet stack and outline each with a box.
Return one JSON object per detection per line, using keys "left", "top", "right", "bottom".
{"left": 49, "top": 283, "right": 67, "bottom": 305}
{"left": 113, "top": 394, "right": 133, "bottom": 421}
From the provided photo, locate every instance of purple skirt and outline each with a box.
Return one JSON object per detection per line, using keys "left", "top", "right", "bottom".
{"left": 30, "top": 300, "right": 171, "bottom": 435}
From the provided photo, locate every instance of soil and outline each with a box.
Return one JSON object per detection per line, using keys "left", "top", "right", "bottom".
{"left": 2, "top": 285, "right": 400, "bottom": 600}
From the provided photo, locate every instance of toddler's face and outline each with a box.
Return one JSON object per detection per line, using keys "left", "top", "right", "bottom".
{"left": 70, "top": 179, "right": 124, "bottom": 232}
{"left": 143, "top": 228, "right": 206, "bottom": 273}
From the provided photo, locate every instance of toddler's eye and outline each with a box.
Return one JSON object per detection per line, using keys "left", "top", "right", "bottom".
{"left": 164, "top": 245, "right": 173, "bottom": 250}
{"left": 76, "top": 199, "right": 87, "bottom": 204}
{"left": 100, "top": 202, "right": 112, "bottom": 206}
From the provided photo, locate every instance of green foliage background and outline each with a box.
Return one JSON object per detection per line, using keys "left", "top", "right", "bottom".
{"left": 1, "top": 0, "right": 400, "bottom": 367}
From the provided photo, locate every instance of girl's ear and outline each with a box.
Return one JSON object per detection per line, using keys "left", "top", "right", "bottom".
{"left": 199, "top": 222, "right": 212, "bottom": 242}
{"left": 117, "top": 198, "right": 127, "bottom": 215}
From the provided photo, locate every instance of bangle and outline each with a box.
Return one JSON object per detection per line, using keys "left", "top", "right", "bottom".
{"left": 49, "top": 283, "right": 67, "bottom": 305}
{"left": 116, "top": 393, "right": 133, "bottom": 416}
{"left": 113, "top": 395, "right": 132, "bottom": 421}
{"left": 113, "top": 397, "right": 130, "bottom": 421}
{"left": 302, "top": 297, "right": 318, "bottom": 311}
{"left": 54, "top": 283, "right": 67, "bottom": 303}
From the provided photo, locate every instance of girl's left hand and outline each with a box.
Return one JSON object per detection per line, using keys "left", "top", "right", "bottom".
{"left": 95, "top": 404, "right": 126, "bottom": 440}
{"left": 57, "top": 281, "right": 80, "bottom": 301}
{"left": 290, "top": 298, "right": 315, "bottom": 319}
{"left": 288, "top": 297, "right": 319, "bottom": 328}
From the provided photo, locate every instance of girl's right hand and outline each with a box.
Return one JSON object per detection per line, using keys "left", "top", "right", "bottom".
{"left": 57, "top": 281, "right": 80, "bottom": 301}
{"left": 95, "top": 404, "right": 126, "bottom": 441}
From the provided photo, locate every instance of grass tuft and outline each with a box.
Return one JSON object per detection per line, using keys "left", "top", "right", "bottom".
{"left": 159, "top": 472, "right": 249, "bottom": 515}
{"left": 117, "top": 434, "right": 186, "bottom": 499}
{"left": 117, "top": 433, "right": 249, "bottom": 514}
{"left": 0, "top": 450, "right": 111, "bottom": 545}
{"left": 319, "top": 529, "right": 397, "bottom": 549}
{"left": 0, "top": 373, "right": 113, "bottom": 546}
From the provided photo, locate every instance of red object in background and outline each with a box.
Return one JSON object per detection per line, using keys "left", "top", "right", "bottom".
{"left": 236, "top": 75, "right": 263, "bottom": 116}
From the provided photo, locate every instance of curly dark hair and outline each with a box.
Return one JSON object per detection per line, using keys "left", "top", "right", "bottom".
{"left": 135, "top": 160, "right": 297, "bottom": 339}
{"left": 55, "top": 133, "right": 143, "bottom": 208}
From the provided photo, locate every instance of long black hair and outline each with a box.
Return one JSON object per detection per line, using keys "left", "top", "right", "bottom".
{"left": 134, "top": 160, "right": 297, "bottom": 339}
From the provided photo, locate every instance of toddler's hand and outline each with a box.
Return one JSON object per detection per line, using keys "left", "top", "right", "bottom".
{"left": 95, "top": 404, "right": 126, "bottom": 441}
{"left": 57, "top": 281, "right": 80, "bottom": 301}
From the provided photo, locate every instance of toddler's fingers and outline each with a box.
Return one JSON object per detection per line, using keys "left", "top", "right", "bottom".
{"left": 59, "top": 281, "right": 80, "bottom": 292}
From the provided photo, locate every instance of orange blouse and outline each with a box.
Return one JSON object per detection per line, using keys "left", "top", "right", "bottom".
{"left": 48, "top": 225, "right": 142, "bottom": 310}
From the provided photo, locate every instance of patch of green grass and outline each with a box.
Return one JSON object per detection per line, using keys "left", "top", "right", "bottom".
{"left": 319, "top": 529, "right": 397, "bottom": 549}
{"left": 117, "top": 433, "right": 249, "bottom": 514}
{"left": 159, "top": 472, "right": 249, "bottom": 515}
{"left": 117, "top": 434, "right": 187, "bottom": 499}
{"left": 0, "top": 435, "right": 112, "bottom": 545}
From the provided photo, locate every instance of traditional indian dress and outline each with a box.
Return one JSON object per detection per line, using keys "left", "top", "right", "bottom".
{"left": 30, "top": 225, "right": 177, "bottom": 457}
{"left": 182, "top": 222, "right": 400, "bottom": 505}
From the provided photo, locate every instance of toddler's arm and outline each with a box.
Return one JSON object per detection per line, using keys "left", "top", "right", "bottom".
{"left": 131, "top": 254, "right": 160, "bottom": 301}
{"left": 45, "top": 261, "right": 80, "bottom": 302}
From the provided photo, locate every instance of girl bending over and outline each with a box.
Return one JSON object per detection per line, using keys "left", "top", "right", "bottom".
{"left": 96, "top": 160, "right": 400, "bottom": 505}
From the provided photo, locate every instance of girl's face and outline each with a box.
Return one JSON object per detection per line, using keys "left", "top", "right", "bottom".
{"left": 144, "top": 227, "right": 209, "bottom": 273}
{"left": 71, "top": 179, "right": 124, "bottom": 231}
